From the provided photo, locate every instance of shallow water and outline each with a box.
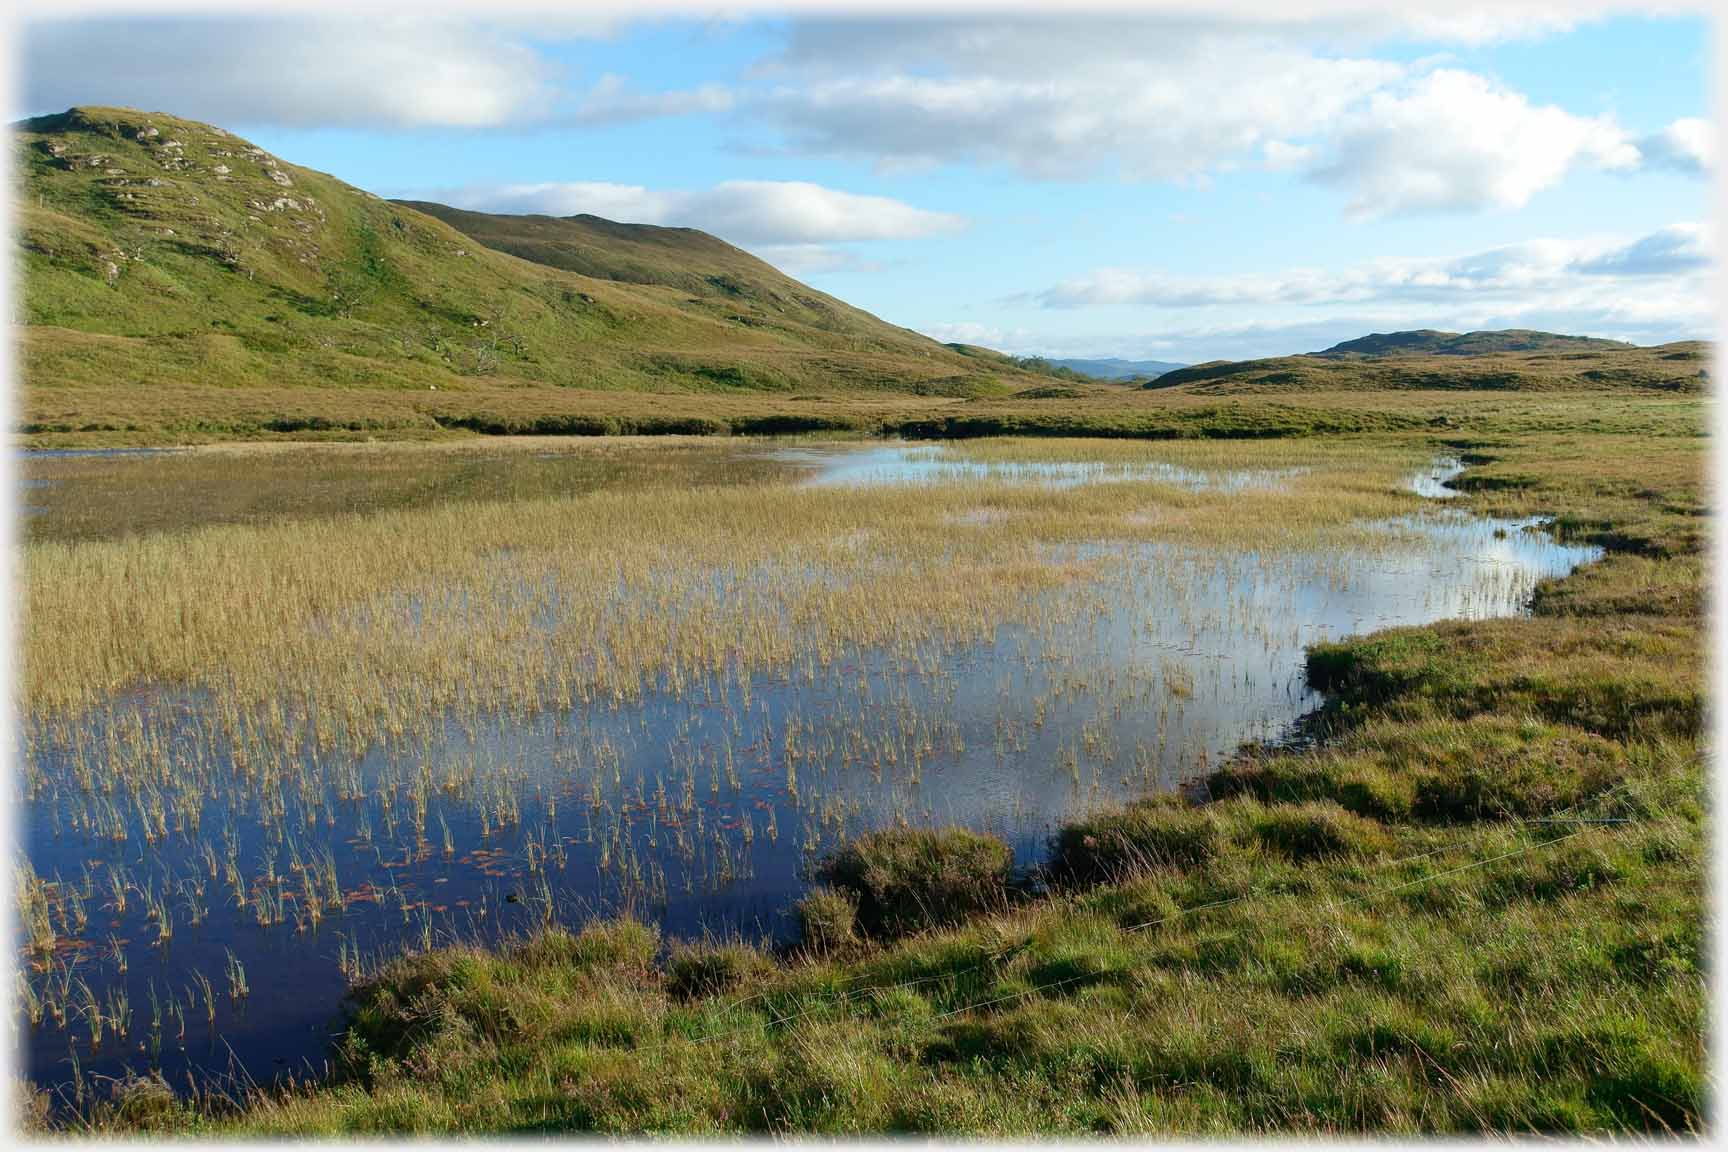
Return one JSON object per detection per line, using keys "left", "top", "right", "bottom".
{"left": 775, "top": 442, "right": 1301, "bottom": 491}
{"left": 1409, "top": 456, "right": 1465, "bottom": 499}
{"left": 16, "top": 442, "right": 1601, "bottom": 1104}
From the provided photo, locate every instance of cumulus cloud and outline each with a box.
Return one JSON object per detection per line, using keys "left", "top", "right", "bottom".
{"left": 1571, "top": 223, "right": 1713, "bottom": 275}
{"left": 750, "top": 13, "right": 1698, "bottom": 212}
{"left": 1034, "top": 222, "right": 1713, "bottom": 311}
{"left": 1638, "top": 117, "right": 1715, "bottom": 173}
{"left": 22, "top": 16, "right": 571, "bottom": 128}
{"left": 756, "top": 26, "right": 1402, "bottom": 181}
{"left": 1305, "top": 69, "right": 1640, "bottom": 217}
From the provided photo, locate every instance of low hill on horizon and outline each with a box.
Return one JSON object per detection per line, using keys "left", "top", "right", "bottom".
{"left": 1152, "top": 328, "right": 1706, "bottom": 394}
{"left": 1311, "top": 329, "right": 1640, "bottom": 359}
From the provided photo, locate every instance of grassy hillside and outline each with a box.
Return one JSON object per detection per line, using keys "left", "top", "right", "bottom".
{"left": 1154, "top": 340, "right": 1707, "bottom": 394}
{"left": 399, "top": 201, "right": 943, "bottom": 357}
{"left": 15, "top": 106, "right": 1047, "bottom": 441}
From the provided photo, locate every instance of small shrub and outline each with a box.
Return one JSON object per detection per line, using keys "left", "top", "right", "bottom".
{"left": 666, "top": 941, "right": 774, "bottom": 1001}
{"left": 109, "top": 1074, "right": 182, "bottom": 1131}
{"left": 1048, "top": 798, "right": 1218, "bottom": 886}
{"left": 820, "top": 828, "right": 1012, "bottom": 937}
{"left": 796, "top": 886, "right": 860, "bottom": 953}
{"left": 548, "top": 918, "right": 659, "bottom": 974}
{"left": 1249, "top": 802, "right": 1389, "bottom": 861}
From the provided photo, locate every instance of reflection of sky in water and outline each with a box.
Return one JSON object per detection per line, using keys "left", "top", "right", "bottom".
{"left": 775, "top": 443, "right": 1302, "bottom": 492}
{"left": 1408, "top": 456, "right": 1464, "bottom": 499}
{"left": 17, "top": 447, "right": 177, "bottom": 460}
{"left": 19, "top": 455, "right": 1601, "bottom": 1102}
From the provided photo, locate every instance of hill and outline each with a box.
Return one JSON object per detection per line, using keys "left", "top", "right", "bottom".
{"left": 1152, "top": 333, "right": 1707, "bottom": 394}
{"left": 1049, "top": 356, "right": 1187, "bottom": 381}
{"left": 1313, "top": 329, "right": 1638, "bottom": 359}
{"left": 397, "top": 201, "right": 947, "bottom": 356}
{"left": 16, "top": 106, "right": 1048, "bottom": 440}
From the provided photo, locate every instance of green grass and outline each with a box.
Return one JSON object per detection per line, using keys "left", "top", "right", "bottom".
{"left": 15, "top": 105, "right": 1061, "bottom": 444}
{"left": 34, "top": 416, "right": 1705, "bottom": 1137}
{"left": 820, "top": 828, "right": 1015, "bottom": 938}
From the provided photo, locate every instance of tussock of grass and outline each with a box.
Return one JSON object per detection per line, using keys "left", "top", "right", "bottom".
{"left": 820, "top": 828, "right": 1014, "bottom": 938}
{"left": 667, "top": 942, "right": 775, "bottom": 1001}
{"left": 1211, "top": 716, "right": 1635, "bottom": 823}
{"left": 795, "top": 887, "right": 860, "bottom": 954}
{"left": 1048, "top": 797, "right": 1220, "bottom": 884}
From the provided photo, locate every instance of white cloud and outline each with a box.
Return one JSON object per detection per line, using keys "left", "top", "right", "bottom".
{"left": 1306, "top": 69, "right": 1640, "bottom": 217}
{"left": 1638, "top": 117, "right": 1715, "bottom": 173}
{"left": 918, "top": 321, "right": 1010, "bottom": 347}
{"left": 750, "top": 12, "right": 1696, "bottom": 212}
{"left": 22, "top": 16, "right": 572, "bottom": 128}
{"left": 1037, "top": 222, "right": 1711, "bottom": 310}
{"left": 571, "top": 74, "right": 733, "bottom": 124}
{"left": 1572, "top": 222, "right": 1713, "bottom": 274}
{"left": 757, "top": 33, "right": 1402, "bottom": 182}
{"left": 1262, "top": 140, "right": 1315, "bottom": 172}
{"left": 429, "top": 179, "right": 964, "bottom": 247}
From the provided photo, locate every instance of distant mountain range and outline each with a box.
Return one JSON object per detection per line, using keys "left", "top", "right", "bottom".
{"left": 1047, "top": 357, "right": 1188, "bottom": 381}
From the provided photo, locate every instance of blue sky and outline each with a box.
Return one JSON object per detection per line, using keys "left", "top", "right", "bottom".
{"left": 20, "top": 5, "right": 1716, "bottom": 362}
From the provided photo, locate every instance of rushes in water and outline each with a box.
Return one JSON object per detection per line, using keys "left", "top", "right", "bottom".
{"left": 224, "top": 951, "right": 249, "bottom": 1001}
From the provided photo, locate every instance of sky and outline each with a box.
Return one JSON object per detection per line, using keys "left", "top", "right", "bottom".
{"left": 16, "top": 2, "right": 1718, "bottom": 363}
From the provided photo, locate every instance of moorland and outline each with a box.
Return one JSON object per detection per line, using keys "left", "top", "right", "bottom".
{"left": 10, "top": 106, "right": 1711, "bottom": 1136}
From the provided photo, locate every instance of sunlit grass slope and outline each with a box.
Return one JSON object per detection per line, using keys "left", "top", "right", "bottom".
{"left": 16, "top": 105, "right": 1057, "bottom": 441}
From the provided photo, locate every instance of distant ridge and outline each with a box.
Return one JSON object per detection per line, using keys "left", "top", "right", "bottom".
{"left": 1312, "top": 329, "right": 1637, "bottom": 359}
{"left": 1150, "top": 328, "right": 1706, "bottom": 394}
{"left": 1048, "top": 357, "right": 1187, "bottom": 381}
